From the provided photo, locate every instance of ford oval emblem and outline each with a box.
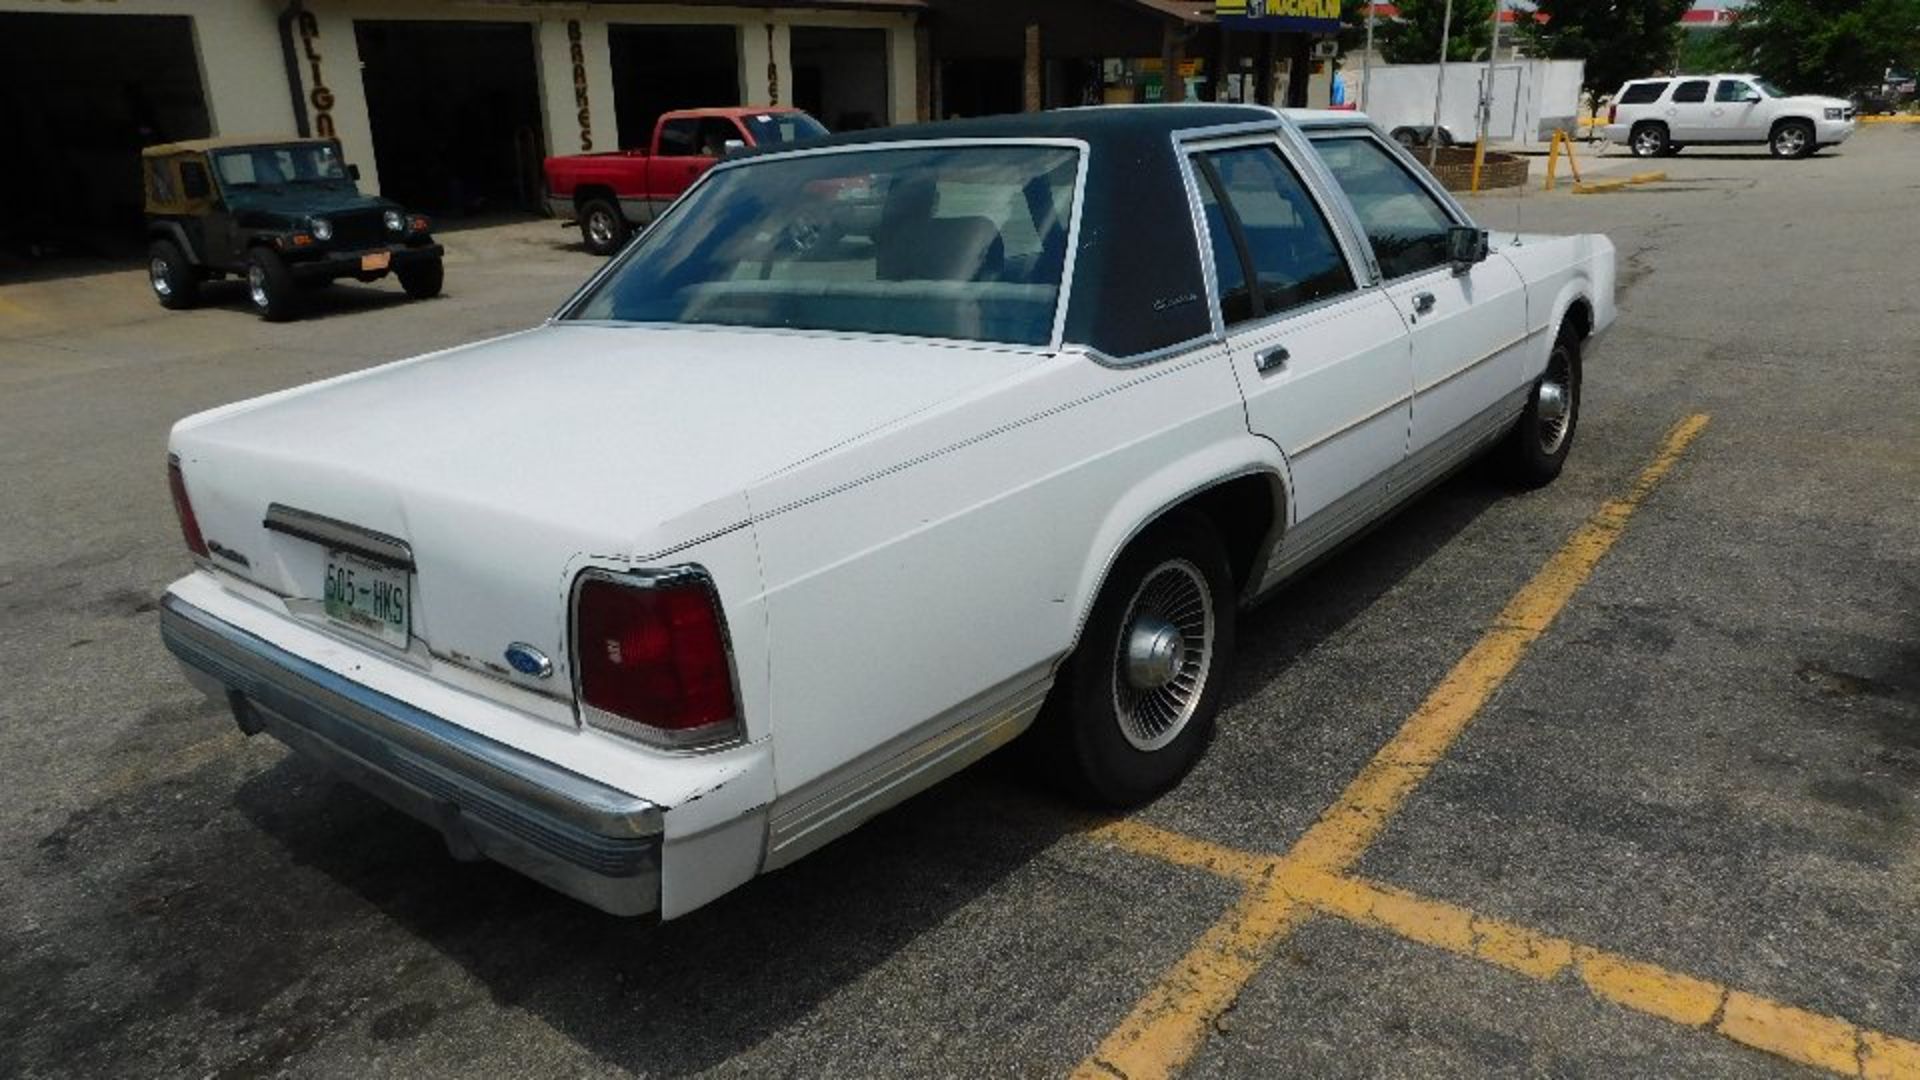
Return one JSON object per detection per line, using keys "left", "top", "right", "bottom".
{"left": 504, "top": 642, "right": 553, "bottom": 679}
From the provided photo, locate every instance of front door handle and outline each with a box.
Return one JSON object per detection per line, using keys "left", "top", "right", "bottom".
{"left": 1254, "top": 345, "right": 1290, "bottom": 374}
{"left": 1411, "top": 292, "right": 1437, "bottom": 316}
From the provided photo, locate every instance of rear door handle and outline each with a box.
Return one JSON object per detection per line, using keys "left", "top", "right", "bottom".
{"left": 1254, "top": 345, "right": 1290, "bottom": 374}
{"left": 1411, "top": 292, "right": 1437, "bottom": 316}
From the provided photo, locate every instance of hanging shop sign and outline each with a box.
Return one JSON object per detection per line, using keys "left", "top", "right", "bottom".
{"left": 1216, "top": 0, "right": 1341, "bottom": 35}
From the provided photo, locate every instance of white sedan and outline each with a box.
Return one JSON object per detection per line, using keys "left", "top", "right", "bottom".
{"left": 161, "top": 105, "right": 1615, "bottom": 918}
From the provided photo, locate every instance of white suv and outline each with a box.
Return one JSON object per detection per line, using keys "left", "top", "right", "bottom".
{"left": 1604, "top": 74, "right": 1857, "bottom": 159}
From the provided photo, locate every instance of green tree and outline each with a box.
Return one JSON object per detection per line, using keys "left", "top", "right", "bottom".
{"left": 1717, "top": 0, "right": 1920, "bottom": 92}
{"left": 1521, "top": 0, "right": 1695, "bottom": 96}
{"left": 1378, "top": 0, "right": 1497, "bottom": 64}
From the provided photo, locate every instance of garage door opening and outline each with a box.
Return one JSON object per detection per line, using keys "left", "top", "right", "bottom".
{"left": 0, "top": 11, "right": 209, "bottom": 259}
{"left": 792, "top": 27, "right": 890, "bottom": 131}
{"left": 354, "top": 20, "right": 545, "bottom": 218}
{"left": 609, "top": 25, "right": 740, "bottom": 150}
{"left": 940, "top": 59, "right": 1023, "bottom": 119}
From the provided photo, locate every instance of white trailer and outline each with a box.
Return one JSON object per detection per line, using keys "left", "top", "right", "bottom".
{"left": 1353, "top": 58, "right": 1585, "bottom": 148}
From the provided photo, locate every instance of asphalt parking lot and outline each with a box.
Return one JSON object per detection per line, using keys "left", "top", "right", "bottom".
{"left": 2, "top": 126, "right": 1916, "bottom": 1079}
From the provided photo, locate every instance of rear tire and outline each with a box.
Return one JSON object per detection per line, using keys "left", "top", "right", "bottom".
{"left": 398, "top": 257, "right": 444, "bottom": 299}
{"left": 148, "top": 239, "right": 199, "bottom": 310}
{"left": 1035, "top": 514, "right": 1236, "bottom": 807}
{"left": 246, "top": 248, "right": 301, "bottom": 322}
{"left": 1770, "top": 120, "right": 1814, "bottom": 158}
{"left": 1504, "top": 327, "right": 1582, "bottom": 487}
{"left": 578, "top": 198, "right": 628, "bottom": 256}
{"left": 1629, "top": 122, "right": 1669, "bottom": 158}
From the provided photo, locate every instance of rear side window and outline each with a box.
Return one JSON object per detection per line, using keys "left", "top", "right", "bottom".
{"left": 1619, "top": 81, "right": 1668, "bottom": 105}
{"left": 1191, "top": 145, "right": 1355, "bottom": 326}
{"left": 1672, "top": 80, "right": 1710, "bottom": 103}
{"left": 1309, "top": 135, "right": 1457, "bottom": 280}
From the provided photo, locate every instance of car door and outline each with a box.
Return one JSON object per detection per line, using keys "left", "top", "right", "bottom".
{"left": 1308, "top": 132, "right": 1527, "bottom": 468}
{"left": 1186, "top": 140, "right": 1412, "bottom": 535}
{"left": 1665, "top": 78, "right": 1715, "bottom": 141}
{"left": 649, "top": 117, "right": 721, "bottom": 215}
{"left": 1712, "top": 77, "right": 1767, "bottom": 140}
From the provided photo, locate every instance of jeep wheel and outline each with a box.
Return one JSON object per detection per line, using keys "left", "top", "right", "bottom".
{"left": 1629, "top": 122, "right": 1669, "bottom": 158}
{"left": 148, "top": 240, "right": 199, "bottom": 310}
{"left": 246, "top": 248, "right": 301, "bottom": 322}
{"left": 578, "top": 198, "right": 627, "bottom": 256}
{"left": 1034, "top": 513, "right": 1235, "bottom": 807}
{"left": 398, "top": 258, "right": 444, "bottom": 300}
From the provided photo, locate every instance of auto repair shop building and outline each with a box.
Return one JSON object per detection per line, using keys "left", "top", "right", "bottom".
{"left": 0, "top": 0, "right": 1334, "bottom": 257}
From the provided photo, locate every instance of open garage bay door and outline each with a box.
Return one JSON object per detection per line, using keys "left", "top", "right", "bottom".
{"left": 0, "top": 12, "right": 209, "bottom": 259}
{"left": 608, "top": 25, "right": 741, "bottom": 150}
{"left": 355, "top": 20, "right": 545, "bottom": 217}
{"left": 792, "top": 27, "right": 890, "bottom": 131}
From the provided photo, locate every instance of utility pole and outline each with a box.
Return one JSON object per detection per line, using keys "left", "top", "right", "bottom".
{"left": 1427, "top": 0, "right": 1453, "bottom": 167}
{"left": 1470, "top": 0, "right": 1502, "bottom": 189}
{"left": 1361, "top": 1, "right": 1376, "bottom": 109}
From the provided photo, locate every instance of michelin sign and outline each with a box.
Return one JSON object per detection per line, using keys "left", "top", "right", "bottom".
{"left": 1216, "top": 0, "right": 1342, "bottom": 34}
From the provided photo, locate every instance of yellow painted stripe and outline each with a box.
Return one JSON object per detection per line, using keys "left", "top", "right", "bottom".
{"left": 1074, "top": 415, "right": 1710, "bottom": 1079}
{"left": 1087, "top": 818, "right": 1272, "bottom": 886}
{"left": 1294, "top": 871, "right": 1920, "bottom": 1078}
{"left": 1288, "top": 412, "right": 1710, "bottom": 873}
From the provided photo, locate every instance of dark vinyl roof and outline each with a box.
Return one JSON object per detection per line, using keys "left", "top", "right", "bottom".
{"left": 783, "top": 105, "right": 1282, "bottom": 356}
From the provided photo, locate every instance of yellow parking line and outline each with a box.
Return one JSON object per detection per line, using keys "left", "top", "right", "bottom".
{"left": 1073, "top": 414, "right": 1710, "bottom": 1080}
{"left": 1093, "top": 824, "right": 1920, "bottom": 1077}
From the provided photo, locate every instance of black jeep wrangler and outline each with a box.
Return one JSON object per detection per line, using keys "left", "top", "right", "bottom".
{"left": 142, "top": 137, "right": 444, "bottom": 321}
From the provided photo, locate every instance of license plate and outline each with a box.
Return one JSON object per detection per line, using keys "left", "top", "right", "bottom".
{"left": 322, "top": 550, "right": 410, "bottom": 649}
{"left": 360, "top": 251, "right": 392, "bottom": 272}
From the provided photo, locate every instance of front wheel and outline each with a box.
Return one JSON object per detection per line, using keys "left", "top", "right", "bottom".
{"left": 1770, "top": 120, "right": 1814, "bottom": 158}
{"left": 246, "top": 248, "right": 301, "bottom": 321}
{"left": 1503, "top": 328, "right": 1582, "bottom": 487}
{"left": 397, "top": 258, "right": 443, "bottom": 299}
{"left": 148, "top": 239, "right": 199, "bottom": 310}
{"left": 1036, "top": 514, "right": 1236, "bottom": 807}
{"left": 578, "top": 198, "right": 627, "bottom": 256}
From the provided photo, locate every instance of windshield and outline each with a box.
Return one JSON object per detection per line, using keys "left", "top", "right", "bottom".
{"left": 564, "top": 144, "right": 1081, "bottom": 347}
{"left": 743, "top": 112, "right": 829, "bottom": 146}
{"left": 213, "top": 143, "right": 349, "bottom": 188}
{"left": 1756, "top": 79, "right": 1789, "bottom": 98}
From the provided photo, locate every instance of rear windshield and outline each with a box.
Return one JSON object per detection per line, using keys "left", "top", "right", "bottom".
{"left": 1618, "top": 81, "right": 1669, "bottom": 105}
{"left": 744, "top": 112, "right": 829, "bottom": 146}
{"left": 564, "top": 144, "right": 1080, "bottom": 347}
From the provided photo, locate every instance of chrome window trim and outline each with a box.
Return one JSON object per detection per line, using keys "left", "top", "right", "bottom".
{"left": 1078, "top": 332, "right": 1221, "bottom": 371}
{"left": 263, "top": 503, "right": 415, "bottom": 570}
{"left": 1175, "top": 131, "right": 1377, "bottom": 338}
{"left": 567, "top": 564, "right": 747, "bottom": 753}
{"left": 551, "top": 137, "right": 1093, "bottom": 356}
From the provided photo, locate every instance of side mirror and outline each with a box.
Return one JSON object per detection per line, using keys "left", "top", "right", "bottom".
{"left": 1741, "top": 92, "right": 1762, "bottom": 104}
{"left": 347, "top": 163, "right": 362, "bottom": 181}
{"left": 721, "top": 138, "right": 746, "bottom": 157}
{"left": 1447, "top": 225, "right": 1490, "bottom": 271}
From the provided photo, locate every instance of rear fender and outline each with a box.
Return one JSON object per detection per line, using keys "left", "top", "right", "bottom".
{"left": 148, "top": 220, "right": 201, "bottom": 266}
{"left": 1064, "top": 436, "right": 1292, "bottom": 659}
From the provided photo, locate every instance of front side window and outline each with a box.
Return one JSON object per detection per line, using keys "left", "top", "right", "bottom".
{"left": 1619, "top": 81, "right": 1668, "bottom": 105}
{"left": 1190, "top": 145, "right": 1354, "bottom": 326}
{"left": 565, "top": 144, "right": 1078, "bottom": 347}
{"left": 1672, "top": 80, "right": 1711, "bottom": 103}
{"left": 1310, "top": 135, "right": 1456, "bottom": 280}
{"left": 1715, "top": 79, "right": 1757, "bottom": 102}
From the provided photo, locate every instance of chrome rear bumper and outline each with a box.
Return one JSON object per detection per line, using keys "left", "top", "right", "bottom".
{"left": 160, "top": 594, "right": 663, "bottom": 916}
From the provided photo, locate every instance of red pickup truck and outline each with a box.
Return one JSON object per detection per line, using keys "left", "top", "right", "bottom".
{"left": 544, "top": 106, "right": 827, "bottom": 254}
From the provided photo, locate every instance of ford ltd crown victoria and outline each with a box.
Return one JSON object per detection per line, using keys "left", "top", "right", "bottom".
{"left": 160, "top": 105, "right": 1615, "bottom": 919}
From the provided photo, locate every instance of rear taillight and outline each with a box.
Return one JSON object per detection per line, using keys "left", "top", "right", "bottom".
{"left": 573, "top": 568, "right": 739, "bottom": 748}
{"left": 1608, "top": 104, "right": 1618, "bottom": 124}
{"left": 167, "top": 454, "right": 209, "bottom": 558}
